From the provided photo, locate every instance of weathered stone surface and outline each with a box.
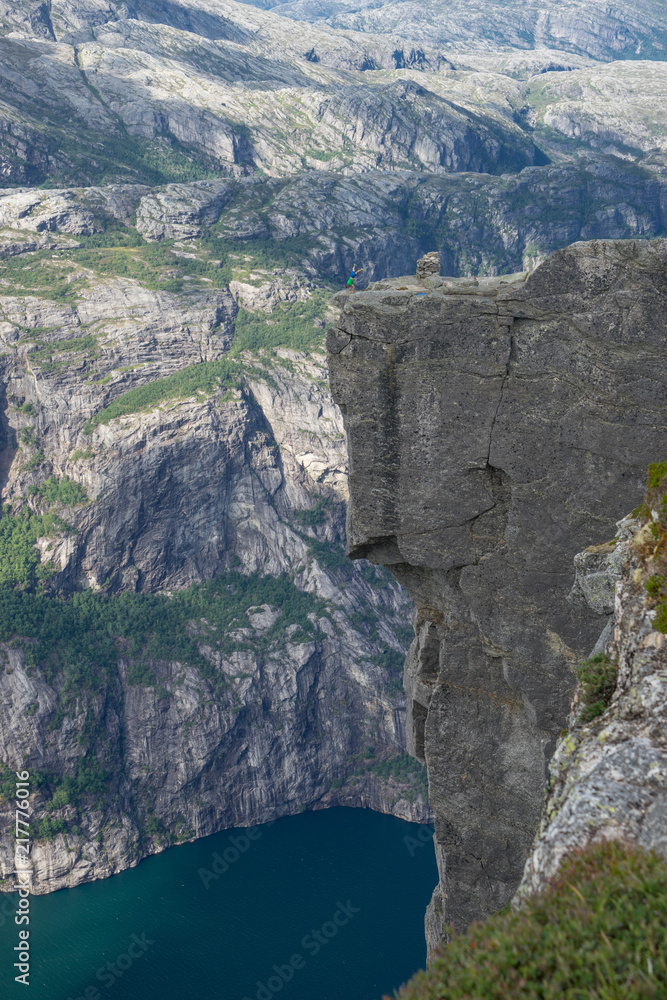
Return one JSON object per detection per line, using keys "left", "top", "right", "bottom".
{"left": 416, "top": 251, "right": 441, "bottom": 279}
{"left": 516, "top": 508, "right": 667, "bottom": 902}
{"left": 328, "top": 238, "right": 667, "bottom": 940}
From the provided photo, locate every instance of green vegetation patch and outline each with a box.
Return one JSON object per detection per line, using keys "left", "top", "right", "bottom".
{"left": 363, "top": 754, "right": 428, "bottom": 802}
{"left": 392, "top": 841, "right": 667, "bottom": 1000}
{"left": 70, "top": 231, "right": 233, "bottom": 291}
{"left": 27, "top": 475, "right": 89, "bottom": 507}
{"left": 647, "top": 462, "right": 667, "bottom": 489}
{"left": 83, "top": 357, "right": 241, "bottom": 432}
{"left": 576, "top": 651, "right": 618, "bottom": 723}
{"left": 212, "top": 233, "right": 321, "bottom": 272}
{"left": 231, "top": 294, "right": 327, "bottom": 355}
{"left": 27, "top": 333, "right": 98, "bottom": 356}
{"left": 293, "top": 496, "right": 332, "bottom": 527}
{"left": 0, "top": 571, "right": 326, "bottom": 698}
{"left": 634, "top": 462, "right": 667, "bottom": 634}
{"left": 23, "top": 449, "right": 44, "bottom": 471}
{"left": 0, "top": 506, "right": 67, "bottom": 589}
{"left": 0, "top": 250, "right": 83, "bottom": 302}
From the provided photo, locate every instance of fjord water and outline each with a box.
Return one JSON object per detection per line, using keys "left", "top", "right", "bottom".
{"left": 1, "top": 809, "right": 437, "bottom": 1000}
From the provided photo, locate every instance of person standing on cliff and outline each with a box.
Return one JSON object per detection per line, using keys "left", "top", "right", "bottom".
{"left": 346, "top": 265, "right": 363, "bottom": 292}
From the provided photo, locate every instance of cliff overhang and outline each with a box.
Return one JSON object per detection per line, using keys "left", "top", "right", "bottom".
{"left": 327, "top": 239, "right": 667, "bottom": 941}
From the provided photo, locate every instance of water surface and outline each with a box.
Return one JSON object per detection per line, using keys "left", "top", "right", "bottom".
{"left": 1, "top": 808, "right": 437, "bottom": 1000}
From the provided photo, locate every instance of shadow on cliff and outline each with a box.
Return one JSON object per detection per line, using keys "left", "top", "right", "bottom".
{"left": 0, "top": 385, "right": 17, "bottom": 500}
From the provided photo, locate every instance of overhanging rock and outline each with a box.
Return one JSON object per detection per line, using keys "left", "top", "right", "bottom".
{"left": 327, "top": 239, "right": 667, "bottom": 947}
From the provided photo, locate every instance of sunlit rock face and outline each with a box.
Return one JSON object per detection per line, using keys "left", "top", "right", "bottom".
{"left": 0, "top": 192, "right": 431, "bottom": 895}
{"left": 328, "top": 238, "right": 667, "bottom": 947}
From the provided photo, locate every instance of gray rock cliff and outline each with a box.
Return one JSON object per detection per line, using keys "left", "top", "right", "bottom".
{"left": 327, "top": 238, "right": 667, "bottom": 946}
{"left": 516, "top": 484, "right": 667, "bottom": 902}
{"left": 0, "top": 198, "right": 433, "bottom": 894}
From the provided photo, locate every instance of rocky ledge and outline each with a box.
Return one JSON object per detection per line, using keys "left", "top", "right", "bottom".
{"left": 327, "top": 238, "right": 667, "bottom": 948}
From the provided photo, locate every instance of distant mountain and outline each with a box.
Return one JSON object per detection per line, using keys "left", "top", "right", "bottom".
{"left": 0, "top": 0, "right": 548, "bottom": 186}
{"left": 240, "top": 0, "right": 667, "bottom": 62}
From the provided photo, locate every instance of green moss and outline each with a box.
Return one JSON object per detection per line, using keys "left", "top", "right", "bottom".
{"left": 645, "top": 574, "right": 666, "bottom": 597}
{"left": 392, "top": 842, "right": 667, "bottom": 1000}
{"left": 647, "top": 462, "right": 667, "bottom": 489}
{"left": 654, "top": 602, "right": 667, "bottom": 634}
{"left": 576, "top": 652, "right": 618, "bottom": 723}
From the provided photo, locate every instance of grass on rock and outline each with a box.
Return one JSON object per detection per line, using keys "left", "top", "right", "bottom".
{"left": 576, "top": 652, "right": 618, "bottom": 723}
{"left": 391, "top": 841, "right": 667, "bottom": 1000}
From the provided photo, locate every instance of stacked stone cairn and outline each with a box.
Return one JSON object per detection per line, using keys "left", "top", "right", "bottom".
{"left": 416, "top": 251, "right": 441, "bottom": 279}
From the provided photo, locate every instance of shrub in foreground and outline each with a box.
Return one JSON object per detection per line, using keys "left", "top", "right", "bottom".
{"left": 391, "top": 841, "right": 667, "bottom": 1000}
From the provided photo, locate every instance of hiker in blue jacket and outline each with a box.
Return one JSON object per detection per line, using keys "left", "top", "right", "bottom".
{"left": 346, "top": 265, "right": 364, "bottom": 292}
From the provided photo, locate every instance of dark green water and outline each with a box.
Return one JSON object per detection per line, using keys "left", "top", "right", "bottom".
{"left": 0, "top": 808, "right": 437, "bottom": 1000}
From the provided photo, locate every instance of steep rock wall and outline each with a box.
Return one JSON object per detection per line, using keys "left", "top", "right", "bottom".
{"left": 327, "top": 239, "right": 667, "bottom": 943}
{"left": 0, "top": 222, "right": 431, "bottom": 893}
{"left": 517, "top": 489, "right": 667, "bottom": 901}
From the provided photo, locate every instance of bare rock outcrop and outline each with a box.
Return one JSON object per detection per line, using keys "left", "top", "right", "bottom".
{"left": 327, "top": 238, "right": 667, "bottom": 947}
{"left": 516, "top": 485, "right": 667, "bottom": 901}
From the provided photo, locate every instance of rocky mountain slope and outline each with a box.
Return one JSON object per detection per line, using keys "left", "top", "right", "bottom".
{"left": 0, "top": 185, "right": 435, "bottom": 894}
{"left": 250, "top": 0, "right": 667, "bottom": 63}
{"left": 328, "top": 238, "right": 667, "bottom": 950}
{"left": 1, "top": 0, "right": 667, "bottom": 903}
{"left": 3, "top": 0, "right": 667, "bottom": 188}
{"left": 0, "top": 0, "right": 542, "bottom": 185}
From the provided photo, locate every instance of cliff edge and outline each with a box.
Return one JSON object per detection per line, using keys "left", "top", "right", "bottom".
{"left": 327, "top": 239, "right": 667, "bottom": 944}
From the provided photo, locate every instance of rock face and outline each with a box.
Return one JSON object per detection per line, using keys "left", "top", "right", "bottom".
{"left": 327, "top": 238, "right": 667, "bottom": 945}
{"left": 516, "top": 493, "right": 667, "bottom": 901}
{"left": 265, "top": 0, "right": 667, "bottom": 63}
{"left": 0, "top": 201, "right": 434, "bottom": 894}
